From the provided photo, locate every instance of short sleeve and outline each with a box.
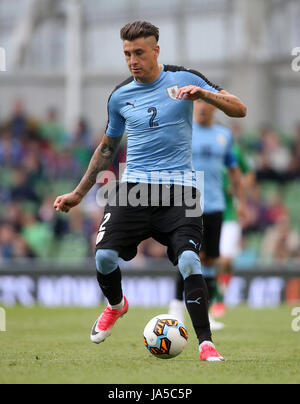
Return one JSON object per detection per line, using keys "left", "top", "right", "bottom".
{"left": 105, "top": 92, "right": 125, "bottom": 138}
{"left": 187, "top": 69, "right": 223, "bottom": 94}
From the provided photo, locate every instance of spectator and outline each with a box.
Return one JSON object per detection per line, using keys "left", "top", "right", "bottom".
{"left": 4, "top": 99, "right": 38, "bottom": 139}
{"left": 12, "top": 235, "right": 35, "bottom": 259}
{"left": 243, "top": 183, "right": 270, "bottom": 232}
{"left": 71, "top": 118, "right": 93, "bottom": 171}
{"left": 262, "top": 212, "right": 300, "bottom": 263}
{"left": 256, "top": 126, "right": 291, "bottom": 182}
{"left": 10, "top": 168, "right": 39, "bottom": 203}
{"left": 290, "top": 122, "right": 300, "bottom": 178}
{"left": 0, "top": 130, "right": 23, "bottom": 167}
{"left": 0, "top": 223, "right": 16, "bottom": 260}
{"left": 21, "top": 212, "right": 53, "bottom": 258}
{"left": 40, "top": 108, "right": 66, "bottom": 151}
{"left": 55, "top": 147, "right": 81, "bottom": 180}
{"left": 265, "top": 193, "right": 288, "bottom": 225}
{"left": 72, "top": 118, "right": 92, "bottom": 148}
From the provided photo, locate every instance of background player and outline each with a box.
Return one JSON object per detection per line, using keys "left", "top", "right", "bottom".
{"left": 169, "top": 99, "right": 246, "bottom": 330}
{"left": 212, "top": 137, "right": 255, "bottom": 317}
{"left": 53, "top": 21, "right": 247, "bottom": 362}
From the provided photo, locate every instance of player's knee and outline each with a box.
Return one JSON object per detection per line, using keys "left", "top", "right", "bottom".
{"left": 95, "top": 249, "right": 119, "bottom": 275}
{"left": 178, "top": 250, "right": 202, "bottom": 280}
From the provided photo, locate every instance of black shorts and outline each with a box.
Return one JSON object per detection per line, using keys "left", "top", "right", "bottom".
{"left": 96, "top": 182, "right": 203, "bottom": 266}
{"left": 200, "top": 211, "right": 223, "bottom": 259}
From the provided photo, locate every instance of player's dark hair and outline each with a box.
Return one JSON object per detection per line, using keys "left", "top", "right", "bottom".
{"left": 120, "top": 21, "right": 159, "bottom": 42}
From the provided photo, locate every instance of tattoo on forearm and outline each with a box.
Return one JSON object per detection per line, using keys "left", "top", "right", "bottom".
{"left": 212, "top": 94, "right": 231, "bottom": 104}
{"left": 205, "top": 90, "right": 246, "bottom": 117}
{"left": 75, "top": 191, "right": 84, "bottom": 198}
{"left": 75, "top": 137, "right": 120, "bottom": 196}
{"left": 101, "top": 144, "right": 115, "bottom": 160}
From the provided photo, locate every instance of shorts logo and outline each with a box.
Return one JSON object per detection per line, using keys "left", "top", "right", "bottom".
{"left": 187, "top": 297, "right": 202, "bottom": 305}
{"left": 166, "top": 85, "right": 179, "bottom": 100}
{"left": 189, "top": 240, "right": 198, "bottom": 249}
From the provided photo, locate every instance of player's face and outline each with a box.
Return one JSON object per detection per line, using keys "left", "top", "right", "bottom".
{"left": 123, "top": 37, "right": 160, "bottom": 82}
{"left": 194, "top": 99, "right": 216, "bottom": 125}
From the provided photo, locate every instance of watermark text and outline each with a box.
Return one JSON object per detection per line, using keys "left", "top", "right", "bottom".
{"left": 0, "top": 47, "right": 6, "bottom": 72}
{"left": 95, "top": 164, "right": 204, "bottom": 218}
{"left": 291, "top": 307, "right": 300, "bottom": 332}
{"left": 291, "top": 47, "right": 300, "bottom": 72}
{"left": 0, "top": 307, "right": 6, "bottom": 331}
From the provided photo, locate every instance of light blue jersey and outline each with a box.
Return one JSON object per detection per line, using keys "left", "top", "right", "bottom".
{"left": 106, "top": 65, "right": 221, "bottom": 187}
{"left": 192, "top": 123, "right": 237, "bottom": 213}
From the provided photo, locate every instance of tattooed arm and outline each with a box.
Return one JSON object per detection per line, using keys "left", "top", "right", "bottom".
{"left": 176, "top": 87, "right": 247, "bottom": 118}
{"left": 54, "top": 135, "right": 122, "bottom": 213}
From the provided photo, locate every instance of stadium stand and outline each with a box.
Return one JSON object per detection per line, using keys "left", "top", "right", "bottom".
{"left": 0, "top": 100, "right": 300, "bottom": 267}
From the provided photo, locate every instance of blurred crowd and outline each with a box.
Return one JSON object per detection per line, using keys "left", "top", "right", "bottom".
{"left": 0, "top": 100, "right": 300, "bottom": 267}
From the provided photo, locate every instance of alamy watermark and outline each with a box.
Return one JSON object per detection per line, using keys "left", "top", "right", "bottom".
{"left": 0, "top": 307, "right": 6, "bottom": 332}
{"left": 291, "top": 47, "right": 300, "bottom": 72}
{"left": 291, "top": 307, "right": 300, "bottom": 332}
{"left": 0, "top": 47, "right": 6, "bottom": 72}
{"left": 95, "top": 164, "right": 204, "bottom": 218}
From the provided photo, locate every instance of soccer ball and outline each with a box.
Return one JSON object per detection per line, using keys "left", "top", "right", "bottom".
{"left": 143, "top": 314, "right": 188, "bottom": 359}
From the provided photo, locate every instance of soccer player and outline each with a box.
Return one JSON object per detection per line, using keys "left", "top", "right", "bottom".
{"left": 216, "top": 137, "right": 254, "bottom": 314}
{"left": 169, "top": 100, "right": 246, "bottom": 330}
{"left": 53, "top": 21, "right": 247, "bottom": 362}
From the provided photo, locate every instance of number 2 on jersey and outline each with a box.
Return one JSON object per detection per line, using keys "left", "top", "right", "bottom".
{"left": 148, "top": 107, "right": 159, "bottom": 128}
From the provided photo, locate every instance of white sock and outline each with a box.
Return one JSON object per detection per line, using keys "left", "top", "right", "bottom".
{"left": 109, "top": 297, "right": 125, "bottom": 311}
{"left": 199, "top": 341, "right": 215, "bottom": 352}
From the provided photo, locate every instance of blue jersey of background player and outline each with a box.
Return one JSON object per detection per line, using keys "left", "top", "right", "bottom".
{"left": 192, "top": 106, "right": 237, "bottom": 214}
{"left": 192, "top": 99, "right": 246, "bottom": 272}
{"left": 54, "top": 21, "right": 247, "bottom": 362}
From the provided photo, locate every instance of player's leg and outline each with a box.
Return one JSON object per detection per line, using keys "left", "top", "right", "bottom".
{"left": 177, "top": 250, "right": 211, "bottom": 341}
{"left": 96, "top": 249, "right": 123, "bottom": 306}
{"left": 91, "top": 183, "right": 151, "bottom": 344}
{"left": 152, "top": 185, "right": 225, "bottom": 361}
{"left": 200, "top": 255, "right": 217, "bottom": 302}
{"left": 154, "top": 224, "right": 213, "bottom": 346}
{"left": 217, "top": 221, "right": 242, "bottom": 313}
{"left": 201, "top": 212, "right": 225, "bottom": 330}
{"left": 177, "top": 248, "right": 224, "bottom": 361}
{"left": 168, "top": 262, "right": 222, "bottom": 328}
{"left": 91, "top": 248, "right": 129, "bottom": 344}
{"left": 169, "top": 212, "right": 224, "bottom": 328}
{"left": 201, "top": 253, "right": 225, "bottom": 331}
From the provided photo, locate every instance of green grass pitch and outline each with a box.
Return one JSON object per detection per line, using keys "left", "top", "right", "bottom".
{"left": 0, "top": 305, "right": 300, "bottom": 384}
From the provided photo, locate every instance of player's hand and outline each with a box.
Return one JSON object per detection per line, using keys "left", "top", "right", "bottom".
{"left": 53, "top": 191, "right": 83, "bottom": 213}
{"left": 176, "top": 85, "right": 207, "bottom": 101}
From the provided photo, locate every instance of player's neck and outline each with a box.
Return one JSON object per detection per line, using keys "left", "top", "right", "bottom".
{"left": 136, "top": 64, "right": 162, "bottom": 84}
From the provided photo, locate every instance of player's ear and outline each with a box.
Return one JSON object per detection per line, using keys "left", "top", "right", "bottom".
{"left": 154, "top": 45, "right": 160, "bottom": 58}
